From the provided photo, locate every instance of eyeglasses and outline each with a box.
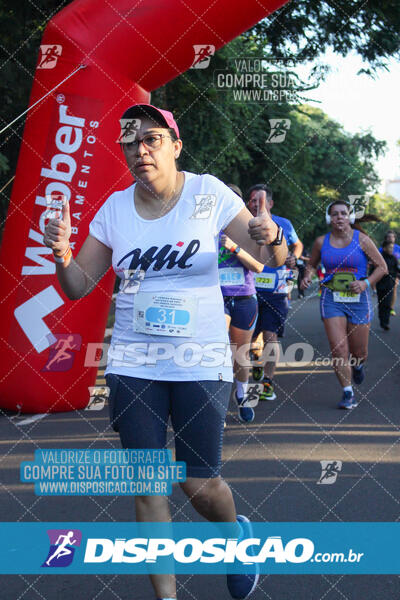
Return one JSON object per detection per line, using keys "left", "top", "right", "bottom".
{"left": 122, "top": 133, "right": 173, "bottom": 151}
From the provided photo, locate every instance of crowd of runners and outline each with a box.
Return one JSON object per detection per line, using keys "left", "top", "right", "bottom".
{"left": 43, "top": 104, "right": 395, "bottom": 600}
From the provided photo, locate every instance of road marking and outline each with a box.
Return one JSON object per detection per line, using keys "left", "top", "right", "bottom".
{"left": 16, "top": 414, "right": 47, "bottom": 426}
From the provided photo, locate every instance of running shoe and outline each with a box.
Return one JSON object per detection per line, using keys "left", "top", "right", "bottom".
{"left": 236, "top": 392, "right": 255, "bottom": 423}
{"left": 352, "top": 364, "right": 365, "bottom": 385}
{"left": 227, "top": 515, "right": 260, "bottom": 599}
{"left": 390, "top": 309, "right": 396, "bottom": 316}
{"left": 259, "top": 380, "right": 276, "bottom": 401}
{"left": 337, "top": 390, "right": 355, "bottom": 410}
{"left": 252, "top": 365, "right": 264, "bottom": 381}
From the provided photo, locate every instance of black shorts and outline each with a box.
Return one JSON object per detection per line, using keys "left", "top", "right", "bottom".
{"left": 106, "top": 374, "right": 231, "bottom": 478}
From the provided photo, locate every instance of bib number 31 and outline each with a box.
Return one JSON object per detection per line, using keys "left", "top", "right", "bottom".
{"left": 134, "top": 293, "right": 198, "bottom": 337}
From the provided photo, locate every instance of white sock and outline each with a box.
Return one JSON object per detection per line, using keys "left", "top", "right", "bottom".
{"left": 343, "top": 385, "right": 353, "bottom": 394}
{"left": 236, "top": 380, "right": 248, "bottom": 399}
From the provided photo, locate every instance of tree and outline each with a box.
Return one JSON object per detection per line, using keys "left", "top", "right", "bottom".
{"left": 1, "top": 0, "right": 398, "bottom": 237}
{"left": 250, "top": 0, "right": 400, "bottom": 71}
{"left": 153, "top": 41, "right": 386, "bottom": 248}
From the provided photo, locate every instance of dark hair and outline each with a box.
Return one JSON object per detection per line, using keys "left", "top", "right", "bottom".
{"left": 168, "top": 127, "right": 178, "bottom": 141}
{"left": 327, "top": 200, "right": 351, "bottom": 215}
{"left": 327, "top": 200, "right": 381, "bottom": 236}
{"left": 384, "top": 230, "right": 396, "bottom": 241}
{"left": 247, "top": 184, "right": 273, "bottom": 201}
{"left": 227, "top": 183, "right": 243, "bottom": 198}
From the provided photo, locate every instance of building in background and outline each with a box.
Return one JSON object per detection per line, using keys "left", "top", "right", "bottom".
{"left": 385, "top": 178, "right": 400, "bottom": 201}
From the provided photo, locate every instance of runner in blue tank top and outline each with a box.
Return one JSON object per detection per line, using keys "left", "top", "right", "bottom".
{"left": 301, "top": 200, "right": 387, "bottom": 410}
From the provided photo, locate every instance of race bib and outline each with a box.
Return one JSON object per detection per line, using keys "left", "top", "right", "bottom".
{"left": 255, "top": 273, "right": 276, "bottom": 289}
{"left": 219, "top": 267, "right": 245, "bottom": 286}
{"left": 133, "top": 293, "right": 198, "bottom": 337}
{"left": 333, "top": 291, "right": 360, "bottom": 303}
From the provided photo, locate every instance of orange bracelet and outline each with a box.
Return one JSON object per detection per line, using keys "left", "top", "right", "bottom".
{"left": 53, "top": 246, "right": 72, "bottom": 265}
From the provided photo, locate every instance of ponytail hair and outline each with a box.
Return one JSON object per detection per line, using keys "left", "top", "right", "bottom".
{"left": 352, "top": 214, "right": 381, "bottom": 236}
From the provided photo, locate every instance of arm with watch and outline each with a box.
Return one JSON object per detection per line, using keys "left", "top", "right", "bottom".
{"left": 220, "top": 234, "right": 264, "bottom": 273}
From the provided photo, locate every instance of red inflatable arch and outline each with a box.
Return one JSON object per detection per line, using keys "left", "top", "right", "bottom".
{"left": 0, "top": 0, "right": 288, "bottom": 413}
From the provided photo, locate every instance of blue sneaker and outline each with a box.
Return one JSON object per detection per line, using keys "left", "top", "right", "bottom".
{"left": 352, "top": 364, "right": 364, "bottom": 385}
{"left": 337, "top": 390, "right": 355, "bottom": 410}
{"left": 227, "top": 515, "right": 259, "bottom": 599}
{"left": 236, "top": 393, "right": 255, "bottom": 423}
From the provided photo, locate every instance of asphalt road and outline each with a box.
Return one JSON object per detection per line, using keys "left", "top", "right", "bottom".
{"left": 1, "top": 289, "right": 400, "bottom": 599}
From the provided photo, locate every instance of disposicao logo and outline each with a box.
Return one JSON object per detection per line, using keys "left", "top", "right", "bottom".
{"left": 83, "top": 536, "right": 314, "bottom": 564}
{"left": 42, "top": 529, "right": 82, "bottom": 567}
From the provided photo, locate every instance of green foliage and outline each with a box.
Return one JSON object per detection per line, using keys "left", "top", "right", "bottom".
{"left": 153, "top": 41, "right": 387, "bottom": 248}
{"left": 1, "top": 0, "right": 400, "bottom": 247}
{"left": 250, "top": 0, "right": 400, "bottom": 70}
{"left": 365, "top": 194, "right": 400, "bottom": 244}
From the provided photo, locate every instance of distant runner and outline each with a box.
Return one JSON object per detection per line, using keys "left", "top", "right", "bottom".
{"left": 379, "top": 230, "right": 400, "bottom": 316}
{"left": 373, "top": 240, "right": 400, "bottom": 330}
{"left": 247, "top": 184, "right": 303, "bottom": 402}
{"left": 219, "top": 184, "right": 264, "bottom": 422}
{"left": 302, "top": 200, "right": 387, "bottom": 409}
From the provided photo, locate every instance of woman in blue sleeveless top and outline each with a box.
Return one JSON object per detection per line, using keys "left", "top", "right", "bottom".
{"left": 301, "top": 201, "right": 387, "bottom": 409}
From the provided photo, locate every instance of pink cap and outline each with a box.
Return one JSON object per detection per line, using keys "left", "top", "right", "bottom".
{"left": 120, "top": 104, "right": 180, "bottom": 138}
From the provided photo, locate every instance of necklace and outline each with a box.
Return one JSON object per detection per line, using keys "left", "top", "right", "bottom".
{"left": 135, "top": 173, "right": 184, "bottom": 219}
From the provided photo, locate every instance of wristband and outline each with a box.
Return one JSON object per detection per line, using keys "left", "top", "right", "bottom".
{"left": 230, "top": 244, "right": 238, "bottom": 253}
{"left": 364, "top": 279, "right": 370, "bottom": 288}
{"left": 233, "top": 246, "right": 241, "bottom": 255}
{"left": 53, "top": 246, "right": 72, "bottom": 265}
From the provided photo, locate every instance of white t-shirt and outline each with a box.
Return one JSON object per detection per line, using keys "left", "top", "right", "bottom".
{"left": 89, "top": 172, "right": 244, "bottom": 382}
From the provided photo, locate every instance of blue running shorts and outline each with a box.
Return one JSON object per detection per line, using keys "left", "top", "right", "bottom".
{"left": 320, "top": 286, "right": 373, "bottom": 324}
{"left": 105, "top": 375, "right": 231, "bottom": 478}
{"left": 223, "top": 295, "right": 258, "bottom": 331}
{"left": 254, "top": 292, "right": 288, "bottom": 337}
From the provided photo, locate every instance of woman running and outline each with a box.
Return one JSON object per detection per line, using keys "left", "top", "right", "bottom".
{"left": 43, "top": 104, "right": 287, "bottom": 600}
{"left": 219, "top": 184, "right": 264, "bottom": 423}
{"left": 301, "top": 200, "right": 387, "bottom": 409}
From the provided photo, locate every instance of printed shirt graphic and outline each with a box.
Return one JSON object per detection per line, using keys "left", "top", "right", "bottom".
{"left": 89, "top": 172, "right": 243, "bottom": 381}
{"left": 218, "top": 233, "right": 256, "bottom": 296}
{"left": 255, "top": 214, "right": 299, "bottom": 296}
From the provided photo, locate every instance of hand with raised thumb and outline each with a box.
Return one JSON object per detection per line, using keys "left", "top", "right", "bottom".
{"left": 43, "top": 198, "right": 71, "bottom": 257}
{"left": 248, "top": 190, "right": 277, "bottom": 246}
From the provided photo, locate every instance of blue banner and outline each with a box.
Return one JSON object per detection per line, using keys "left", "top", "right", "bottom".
{"left": 0, "top": 522, "right": 399, "bottom": 574}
